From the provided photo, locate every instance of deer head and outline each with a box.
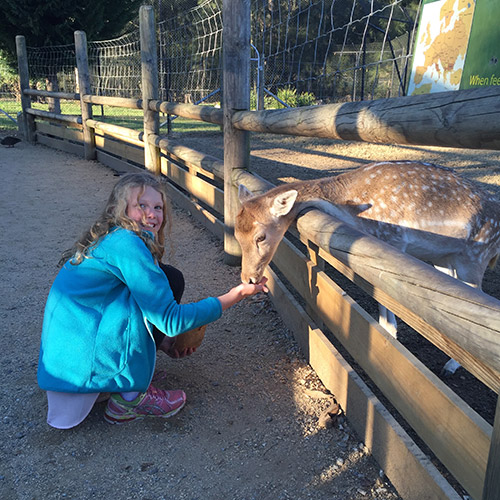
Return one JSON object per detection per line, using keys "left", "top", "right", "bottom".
{"left": 235, "top": 184, "right": 299, "bottom": 283}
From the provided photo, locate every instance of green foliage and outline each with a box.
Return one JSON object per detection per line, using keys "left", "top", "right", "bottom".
{"left": 0, "top": 0, "right": 144, "bottom": 69}
{"left": 276, "top": 87, "right": 298, "bottom": 108}
{"left": 0, "top": 53, "right": 18, "bottom": 92}
{"left": 251, "top": 86, "right": 317, "bottom": 110}
{"left": 296, "top": 91, "right": 316, "bottom": 107}
{"left": 273, "top": 87, "right": 317, "bottom": 109}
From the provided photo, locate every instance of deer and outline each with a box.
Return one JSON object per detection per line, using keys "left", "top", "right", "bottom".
{"left": 234, "top": 161, "right": 500, "bottom": 377}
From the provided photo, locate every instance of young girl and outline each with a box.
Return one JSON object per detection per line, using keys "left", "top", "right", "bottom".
{"left": 37, "top": 172, "right": 268, "bottom": 428}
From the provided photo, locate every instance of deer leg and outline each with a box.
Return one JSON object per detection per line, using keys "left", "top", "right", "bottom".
{"left": 433, "top": 261, "right": 482, "bottom": 377}
{"left": 378, "top": 305, "right": 398, "bottom": 338}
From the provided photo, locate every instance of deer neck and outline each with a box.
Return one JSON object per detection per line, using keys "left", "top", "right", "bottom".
{"left": 288, "top": 177, "right": 356, "bottom": 222}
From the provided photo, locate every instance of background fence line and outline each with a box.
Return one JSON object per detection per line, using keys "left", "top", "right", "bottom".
{"left": 1, "top": 0, "right": 418, "bottom": 129}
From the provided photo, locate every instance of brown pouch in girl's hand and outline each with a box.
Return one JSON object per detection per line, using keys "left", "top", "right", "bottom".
{"left": 172, "top": 325, "right": 206, "bottom": 350}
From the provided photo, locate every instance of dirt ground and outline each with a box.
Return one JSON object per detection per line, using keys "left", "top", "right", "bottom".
{"left": 1, "top": 130, "right": 499, "bottom": 499}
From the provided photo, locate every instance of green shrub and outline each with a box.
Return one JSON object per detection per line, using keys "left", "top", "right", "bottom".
{"left": 276, "top": 86, "right": 298, "bottom": 108}
{"left": 297, "top": 91, "right": 316, "bottom": 107}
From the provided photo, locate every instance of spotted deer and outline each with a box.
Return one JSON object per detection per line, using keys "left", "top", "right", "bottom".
{"left": 235, "top": 161, "right": 500, "bottom": 376}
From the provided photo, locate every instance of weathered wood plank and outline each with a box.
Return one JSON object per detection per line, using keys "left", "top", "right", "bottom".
{"left": 96, "top": 150, "right": 143, "bottom": 174}
{"left": 160, "top": 156, "right": 224, "bottom": 214}
{"left": 151, "top": 134, "right": 223, "bottom": 180}
{"left": 26, "top": 108, "right": 81, "bottom": 125}
{"left": 162, "top": 178, "right": 224, "bottom": 239}
{"left": 36, "top": 121, "right": 83, "bottom": 142}
{"left": 149, "top": 100, "right": 223, "bottom": 125}
{"left": 87, "top": 119, "right": 144, "bottom": 146}
{"left": 94, "top": 135, "right": 144, "bottom": 166}
{"left": 36, "top": 133, "right": 84, "bottom": 157}
{"left": 83, "top": 95, "right": 142, "bottom": 109}
{"left": 23, "top": 89, "right": 79, "bottom": 100}
{"left": 232, "top": 86, "right": 500, "bottom": 150}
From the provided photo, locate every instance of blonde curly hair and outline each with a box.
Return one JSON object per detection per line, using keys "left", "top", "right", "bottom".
{"left": 60, "top": 172, "right": 172, "bottom": 265}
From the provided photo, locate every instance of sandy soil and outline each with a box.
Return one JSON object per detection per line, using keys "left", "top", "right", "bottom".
{"left": 1, "top": 139, "right": 403, "bottom": 499}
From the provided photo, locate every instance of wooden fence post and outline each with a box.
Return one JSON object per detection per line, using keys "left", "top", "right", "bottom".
{"left": 140, "top": 5, "right": 160, "bottom": 175}
{"left": 222, "top": 0, "right": 251, "bottom": 265}
{"left": 483, "top": 398, "right": 500, "bottom": 500}
{"left": 74, "top": 31, "right": 96, "bottom": 160}
{"left": 15, "top": 35, "right": 36, "bottom": 143}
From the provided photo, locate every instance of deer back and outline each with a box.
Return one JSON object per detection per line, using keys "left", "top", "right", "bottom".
{"left": 235, "top": 161, "right": 500, "bottom": 285}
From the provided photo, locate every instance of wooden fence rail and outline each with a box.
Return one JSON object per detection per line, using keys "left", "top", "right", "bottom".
{"left": 15, "top": 3, "right": 500, "bottom": 499}
{"left": 232, "top": 86, "right": 500, "bottom": 150}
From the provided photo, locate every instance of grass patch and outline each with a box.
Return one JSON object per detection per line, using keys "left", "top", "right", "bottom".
{"left": 0, "top": 98, "right": 221, "bottom": 135}
{"left": 0, "top": 99, "right": 22, "bottom": 132}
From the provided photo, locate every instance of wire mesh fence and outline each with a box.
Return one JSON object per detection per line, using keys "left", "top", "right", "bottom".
{"left": 158, "top": 1, "right": 223, "bottom": 105}
{"left": 1, "top": 0, "right": 420, "bottom": 132}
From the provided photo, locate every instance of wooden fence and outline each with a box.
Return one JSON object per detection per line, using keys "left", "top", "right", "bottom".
{"left": 15, "top": 3, "right": 500, "bottom": 500}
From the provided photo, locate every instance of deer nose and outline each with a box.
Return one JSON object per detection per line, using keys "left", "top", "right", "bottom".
{"left": 240, "top": 271, "right": 254, "bottom": 284}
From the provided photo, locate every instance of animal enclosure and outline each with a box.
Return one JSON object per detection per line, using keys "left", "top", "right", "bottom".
{"left": 14, "top": 3, "right": 500, "bottom": 500}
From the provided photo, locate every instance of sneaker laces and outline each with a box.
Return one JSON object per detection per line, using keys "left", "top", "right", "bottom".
{"left": 147, "top": 385, "right": 172, "bottom": 404}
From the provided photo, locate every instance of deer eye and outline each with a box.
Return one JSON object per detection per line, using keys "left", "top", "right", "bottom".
{"left": 255, "top": 234, "right": 266, "bottom": 244}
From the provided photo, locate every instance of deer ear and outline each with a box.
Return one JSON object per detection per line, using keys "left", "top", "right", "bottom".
{"left": 270, "top": 190, "right": 298, "bottom": 217}
{"left": 238, "top": 184, "right": 254, "bottom": 203}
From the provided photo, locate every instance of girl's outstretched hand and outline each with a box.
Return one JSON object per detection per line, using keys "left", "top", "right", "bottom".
{"left": 239, "top": 277, "right": 269, "bottom": 297}
{"left": 218, "top": 277, "right": 269, "bottom": 311}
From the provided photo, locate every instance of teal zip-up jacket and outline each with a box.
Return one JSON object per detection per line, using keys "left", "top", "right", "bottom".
{"left": 38, "top": 228, "right": 222, "bottom": 393}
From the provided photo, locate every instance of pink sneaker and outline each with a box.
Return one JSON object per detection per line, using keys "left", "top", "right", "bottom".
{"left": 104, "top": 385, "right": 186, "bottom": 424}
